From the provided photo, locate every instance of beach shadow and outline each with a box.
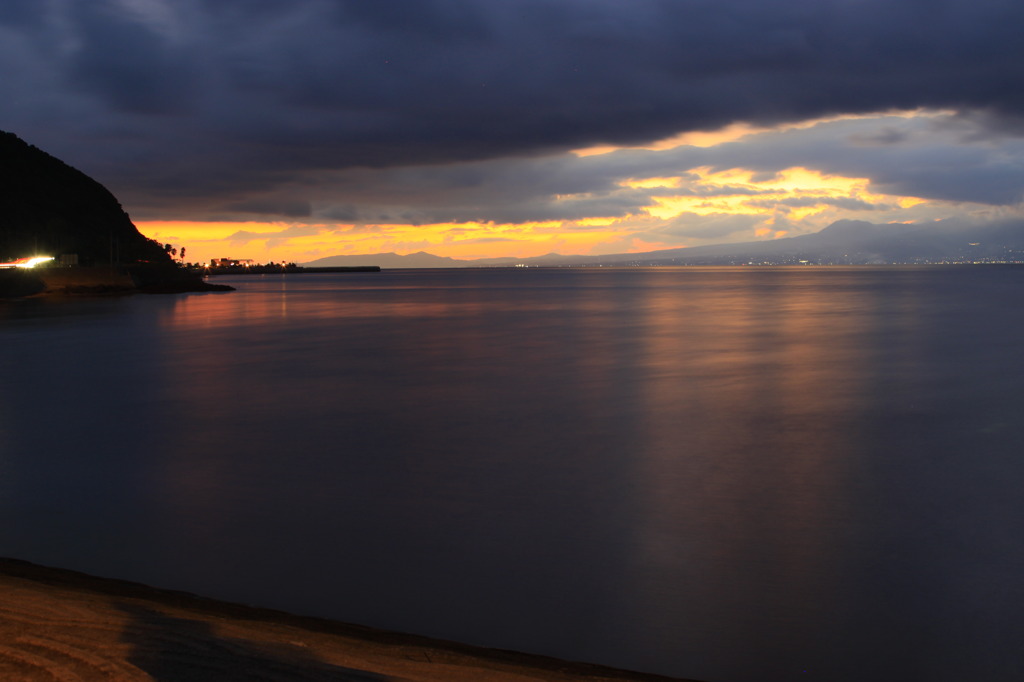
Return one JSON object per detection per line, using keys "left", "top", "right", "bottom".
{"left": 116, "top": 603, "right": 398, "bottom": 681}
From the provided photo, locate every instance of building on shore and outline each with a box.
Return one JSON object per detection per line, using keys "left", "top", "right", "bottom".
{"left": 210, "top": 258, "right": 255, "bottom": 267}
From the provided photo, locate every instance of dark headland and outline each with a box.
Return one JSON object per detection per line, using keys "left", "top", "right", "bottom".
{"left": 0, "top": 130, "right": 231, "bottom": 298}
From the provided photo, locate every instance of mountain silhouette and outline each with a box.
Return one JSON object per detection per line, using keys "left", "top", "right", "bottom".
{"left": 1, "top": 130, "right": 170, "bottom": 265}
{"left": 303, "top": 219, "right": 1024, "bottom": 268}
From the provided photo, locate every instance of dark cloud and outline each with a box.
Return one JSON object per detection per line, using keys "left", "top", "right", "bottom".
{"left": 192, "top": 110, "right": 1024, "bottom": 228}
{"left": 0, "top": 0, "right": 40, "bottom": 27}
{"left": 66, "top": 3, "right": 202, "bottom": 115}
{"left": 320, "top": 204, "right": 359, "bottom": 222}
{"left": 175, "top": 110, "right": 1021, "bottom": 228}
{"left": 647, "top": 213, "right": 762, "bottom": 241}
{"left": 3, "top": 0, "right": 1024, "bottom": 221}
{"left": 848, "top": 128, "right": 910, "bottom": 147}
{"left": 224, "top": 197, "right": 312, "bottom": 218}
{"left": 749, "top": 196, "right": 882, "bottom": 211}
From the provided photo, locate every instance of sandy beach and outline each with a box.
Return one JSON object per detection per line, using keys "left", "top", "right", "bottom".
{"left": 0, "top": 558, "right": 692, "bottom": 682}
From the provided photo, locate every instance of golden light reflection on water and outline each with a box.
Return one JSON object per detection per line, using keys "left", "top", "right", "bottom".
{"left": 619, "top": 269, "right": 926, "bottom": 672}
{"left": 132, "top": 266, "right": 993, "bottom": 679}
{"left": 143, "top": 274, "right": 553, "bottom": 568}
{"left": 4, "top": 266, "right": 1021, "bottom": 682}
{"left": 158, "top": 277, "right": 479, "bottom": 329}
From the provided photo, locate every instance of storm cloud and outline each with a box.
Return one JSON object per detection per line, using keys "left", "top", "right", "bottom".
{"left": 2, "top": 1, "right": 1023, "bottom": 208}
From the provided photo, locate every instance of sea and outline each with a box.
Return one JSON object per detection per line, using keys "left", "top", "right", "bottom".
{"left": 1, "top": 266, "right": 1022, "bottom": 682}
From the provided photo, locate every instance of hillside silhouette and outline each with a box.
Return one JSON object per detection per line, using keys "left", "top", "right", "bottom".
{"left": 0, "top": 130, "right": 169, "bottom": 265}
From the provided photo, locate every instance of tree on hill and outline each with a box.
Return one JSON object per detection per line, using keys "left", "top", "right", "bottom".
{"left": 0, "top": 130, "right": 171, "bottom": 266}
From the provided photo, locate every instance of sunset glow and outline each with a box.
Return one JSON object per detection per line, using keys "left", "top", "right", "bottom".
{"left": 137, "top": 155, "right": 933, "bottom": 263}
{"left": 137, "top": 219, "right": 639, "bottom": 263}
{"left": 638, "top": 166, "right": 897, "bottom": 222}
{"left": 134, "top": 111, "right": 979, "bottom": 264}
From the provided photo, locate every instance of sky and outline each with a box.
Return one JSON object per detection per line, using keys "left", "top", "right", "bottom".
{"left": 3, "top": 0, "right": 1024, "bottom": 263}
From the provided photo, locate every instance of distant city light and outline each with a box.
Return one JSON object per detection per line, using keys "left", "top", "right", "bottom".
{"left": 0, "top": 256, "right": 54, "bottom": 269}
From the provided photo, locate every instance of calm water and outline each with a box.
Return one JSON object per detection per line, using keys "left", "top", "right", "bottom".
{"left": 2, "top": 266, "right": 1023, "bottom": 681}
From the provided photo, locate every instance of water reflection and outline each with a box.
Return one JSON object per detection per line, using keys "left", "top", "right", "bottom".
{"left": 621, "top": 271, "right": 884, "bottom": 680}
{"left": 2, "top": 267, "right": 1023, "bottom": 682}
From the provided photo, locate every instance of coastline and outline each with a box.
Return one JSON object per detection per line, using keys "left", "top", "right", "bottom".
{"left": 0, "top": 264, "right": 387, "bottom": 298}
{"left": 0, "top": 266, "right": 233, "bottom": 299}
{"left": 0, "top": 558, "right": 694, "bottom": 682}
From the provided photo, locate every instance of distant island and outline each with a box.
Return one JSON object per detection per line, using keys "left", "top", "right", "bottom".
{"left": 303, "top": 219, "right": 1024, "bottom": 269}
{"left": 1, "top": 130, "right": 229, "bottom": 297}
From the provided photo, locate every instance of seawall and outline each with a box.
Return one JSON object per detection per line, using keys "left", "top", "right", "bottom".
{"left": 39, "top": 266, "right": 136, "bottom": 292}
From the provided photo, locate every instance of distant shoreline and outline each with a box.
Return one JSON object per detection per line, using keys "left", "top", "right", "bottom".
{"left": 0, "top": 265, "right": 234, "bottom": 299}
{"left": 205, "top": 265, "right": 381, "bottom": 276}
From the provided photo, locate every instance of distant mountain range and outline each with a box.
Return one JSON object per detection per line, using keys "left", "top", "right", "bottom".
{"left": 303, "top": 219, "right": 1024, "bottom": 268}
